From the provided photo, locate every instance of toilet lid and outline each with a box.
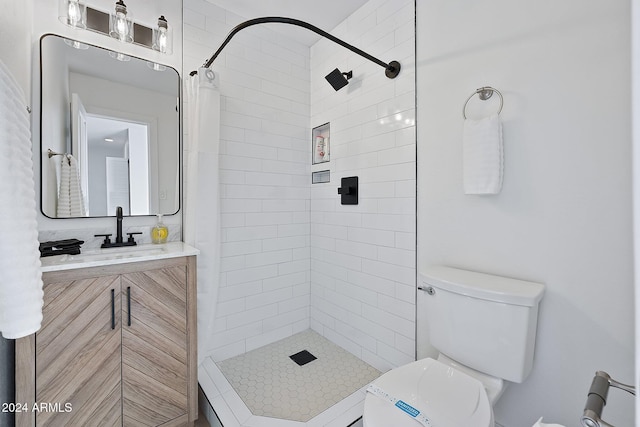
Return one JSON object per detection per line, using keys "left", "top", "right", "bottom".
{"left": 363, "top": 358, "right": 492, "bottom": 427}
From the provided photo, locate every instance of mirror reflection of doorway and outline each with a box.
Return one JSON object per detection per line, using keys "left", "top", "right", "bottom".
{"left": 83, "top": 114, "right": 150, "bottom": 216}
{"left": 105, "top": 156, "right": 130, "bottom": 215}
{"left": 71, "top": 94, "right": 89, "bottom": 215}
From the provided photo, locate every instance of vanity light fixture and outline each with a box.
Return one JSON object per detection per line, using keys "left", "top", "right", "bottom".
{"left": 58, "top": 0, "right": 87, "bottom": 29}
{"left": 58, "top": 0, "right": 172, "bottom": 56}
{"left": 109, "top": 0, "right": 133, "bottom": 43}
{"left": 146, "top": 15, "right": 172, "bottom": 69}
{"left": 153, "top": 16, "right": 172, "bottom": 54}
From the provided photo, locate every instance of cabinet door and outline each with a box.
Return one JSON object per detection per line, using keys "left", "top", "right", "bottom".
{"left": 36, "top": 275, "right": 122, "bottom": 427}
{"left": 122, "top": 266, "right": 188, "bottom": 426}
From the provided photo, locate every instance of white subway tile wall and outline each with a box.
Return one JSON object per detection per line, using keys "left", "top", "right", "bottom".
{"left": 183, "top": 0, "right": 416, "bottom": 373}
{"left": 309, "top": 0, "right": 416, "bottom": 372}
{"left": 183, "top": 1, "right": 312, "bottom": 362}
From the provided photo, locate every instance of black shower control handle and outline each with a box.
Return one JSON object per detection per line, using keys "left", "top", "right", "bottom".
{"left": 337, "top": 186, "right": 353, "bottom": 195}
{"left": 338, "top": 176, "right": 358, "bottom": 205}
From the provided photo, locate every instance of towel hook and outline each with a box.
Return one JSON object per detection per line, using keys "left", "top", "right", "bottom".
{"left": 462, "top": 86, "right": 503, "bottom": 119}
{"left": 47, "top": 149, "right": 65, "bottom": 158}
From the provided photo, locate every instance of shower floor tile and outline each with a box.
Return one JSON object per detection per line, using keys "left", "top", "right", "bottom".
{"left": 208, "top": 329, "right": 381, "bottom": 425}
{"left": 218, "top": 330, "right": 381, "bottom": 422}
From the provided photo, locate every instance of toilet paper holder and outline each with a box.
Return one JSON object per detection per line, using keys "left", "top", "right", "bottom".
{"left": 581, "top": 371, "right": 635, "bottom": 427}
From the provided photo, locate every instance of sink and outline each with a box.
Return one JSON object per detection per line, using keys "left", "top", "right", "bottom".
{"left": 58, "top": 246, "right": 167, "bottom": 262}
{"left": 40, "top": 242, "right": 199, "bottom": 272}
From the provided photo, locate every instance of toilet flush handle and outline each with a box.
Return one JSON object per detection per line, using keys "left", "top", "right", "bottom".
{"left": 418, "top": 286, "right": 435, "bottom": 295}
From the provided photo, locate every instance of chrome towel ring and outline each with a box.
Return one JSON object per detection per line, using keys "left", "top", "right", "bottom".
{"left": 462, "top": 86, "right": 503, "bottom": 119}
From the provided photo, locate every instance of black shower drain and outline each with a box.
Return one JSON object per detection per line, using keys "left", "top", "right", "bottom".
{"left": 289, "top": 349, "right": 317, "bottom": 366}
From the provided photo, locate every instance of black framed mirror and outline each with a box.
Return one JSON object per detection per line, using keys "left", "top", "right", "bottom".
{"left": 40, "top": 34, "right": 180, "bottom": 218}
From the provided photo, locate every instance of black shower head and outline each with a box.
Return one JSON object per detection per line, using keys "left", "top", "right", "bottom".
{"left": 325, "top": 68, "right": 353, "bottom": 91}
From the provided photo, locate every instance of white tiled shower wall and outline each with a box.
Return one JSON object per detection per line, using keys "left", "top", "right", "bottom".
{"left": 183, "top": 0, "right": 312, "bottom": 361}
{"left": 309, "top": 0, "right": 416, "bottom": 372}
{"left": 183, "top": 0, "right": 416, "bottom": 372}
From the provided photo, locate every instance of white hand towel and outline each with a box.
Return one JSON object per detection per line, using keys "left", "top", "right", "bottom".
{"left": 67, "top": 155, "right": 86, "bottom": 217}
{"left": 57, "top": 154, "right": 86, "bottom": 217}
{"left": 463, "top": 114, "right": 503, "bottom": 194}
{"left": 0, "top": 59, "right": 44, "bottom": 339}
{"left": 57, "top": 156, "right": 71, "bottom": 217}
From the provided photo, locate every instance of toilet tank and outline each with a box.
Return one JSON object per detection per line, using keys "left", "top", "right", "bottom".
{"left": 420, "top": 266, "right": 544, "bottom": 383}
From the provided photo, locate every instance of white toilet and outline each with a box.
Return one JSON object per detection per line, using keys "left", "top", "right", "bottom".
{"left": 363, "top": 266, "right": 545, "bottom": 427}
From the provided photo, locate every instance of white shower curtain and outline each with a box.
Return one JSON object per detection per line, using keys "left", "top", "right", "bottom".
{"left": 184, "top": 68, "right": 221, "bottom": 365}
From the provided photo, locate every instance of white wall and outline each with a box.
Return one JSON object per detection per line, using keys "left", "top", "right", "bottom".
{"left": 183, "top": 0, "right": 312, "bottom": 361}
{"left": 416, "top": 1, "right": 634, "bottom": 426}
{"left": 0, "top": 0, "right": 32, "bottom": 99}
{"left": 309, "top": 0, "right": 416, "bottom": 372}
{"left": 33, "top": 0, "right": 183, "bottom": 240}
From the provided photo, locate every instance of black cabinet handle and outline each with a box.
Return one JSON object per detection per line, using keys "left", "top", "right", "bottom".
{"left": 111, "top": 289, "right": 115, "bottom": 330}
{"left": 127, "top": 286, "right": 131, "bottom": 326}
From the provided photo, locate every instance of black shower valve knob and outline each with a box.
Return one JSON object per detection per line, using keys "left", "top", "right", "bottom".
{"left": 338, "top": 176, "right": 358, "bottom": 205}
{"left": 337, "top": 186, "right": 353, "bottom": 195}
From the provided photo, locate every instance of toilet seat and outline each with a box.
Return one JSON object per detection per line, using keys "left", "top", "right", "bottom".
{"left": 363, "top": 358, "right": 493, "bottom": 427}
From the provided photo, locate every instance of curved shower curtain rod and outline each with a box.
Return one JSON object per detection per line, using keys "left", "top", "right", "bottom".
{"left": 190, "top": 16, "right": 401, "bottom": 79}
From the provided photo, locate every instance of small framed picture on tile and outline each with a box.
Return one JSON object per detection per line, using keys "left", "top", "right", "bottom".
{"left": 312, "top": 123, "right": 330, "bottom": 164}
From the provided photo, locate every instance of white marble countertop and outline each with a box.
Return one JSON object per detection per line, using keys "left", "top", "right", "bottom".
{"left": 40, "top": 241, "right": 199, "bottom": 272}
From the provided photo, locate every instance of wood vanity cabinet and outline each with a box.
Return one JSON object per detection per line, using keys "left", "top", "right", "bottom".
{"left": 15, "top": 256, "right": 198, "bottom": 427}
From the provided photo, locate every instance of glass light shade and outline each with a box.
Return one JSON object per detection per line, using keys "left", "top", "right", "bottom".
{"left": 152, "top": 16, "right": 173, "bottom": 54}
{"left": 58, "top": 0, "right": 86, "bottom": 29}
{"left": 63, "top": 38, "right": 89, "bottom": 50}
{"left": 109, "top": 0, "right": 133, "bottom": 43}
{"left": 147, "top": 62, "right": 167, "bottom": 72}
{"left": 108, "top": 51, "right": 131, "bottom": 62}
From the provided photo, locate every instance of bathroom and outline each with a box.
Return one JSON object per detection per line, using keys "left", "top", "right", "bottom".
{"left": 0, "top": 0, "right": 636, "bottom": 426}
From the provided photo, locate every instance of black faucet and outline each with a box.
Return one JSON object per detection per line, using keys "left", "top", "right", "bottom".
{"left": 116, "top": 206, "right": 124, "bottom": 244}
{"left": 95, "top": 206, "right": 142, "bottom": 248}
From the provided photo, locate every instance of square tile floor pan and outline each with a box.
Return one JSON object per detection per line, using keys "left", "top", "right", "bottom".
{"left": 199, "top": 330, "right": 381, "bottom": 427}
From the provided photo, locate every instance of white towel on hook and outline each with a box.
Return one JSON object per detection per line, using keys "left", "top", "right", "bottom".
{"left": 57, "top": 154, "right": 86, "bottom": 217}
{"left": 57, "top": 155, "right": 71, "bottom": 217}
{"left": 0, "top": 58, "right": 44, "bottom": 339}
{"left": 67, "top": 155, "right": 85, "bottom": 216}
{"left": 463, "top": 113, "right": 503, "bottom": 194}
